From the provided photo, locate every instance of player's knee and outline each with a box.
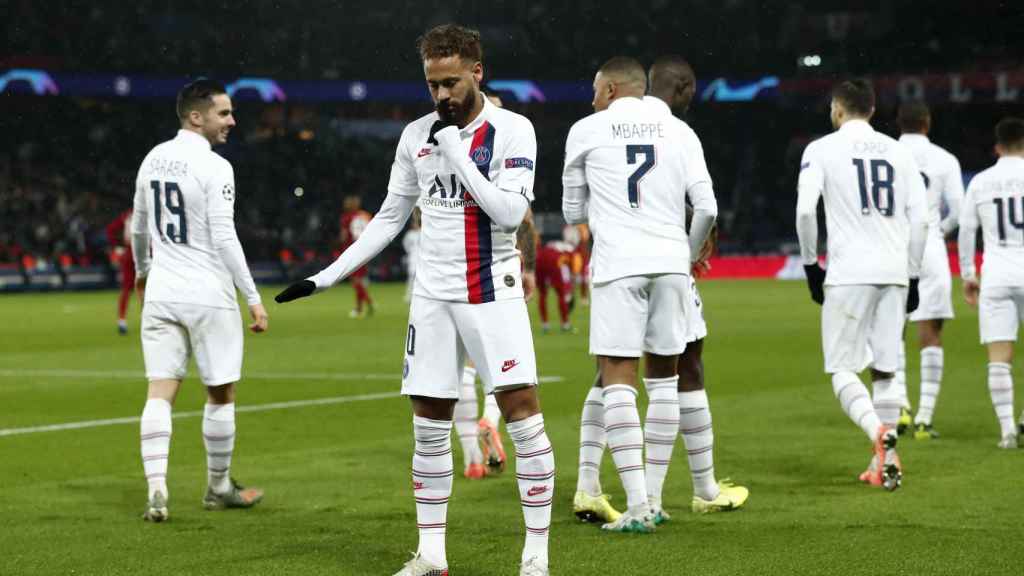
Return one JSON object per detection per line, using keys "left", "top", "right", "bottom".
{"left": 494, "top": 385, "right": 540, "bottom": 422}
{"left": 206, "top": 382, "right": 236, "bottom": 404}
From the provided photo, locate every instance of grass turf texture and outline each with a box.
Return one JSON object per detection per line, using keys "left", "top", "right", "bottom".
{"left": 1, "top": 280, "right": 1022, "bottom": 575}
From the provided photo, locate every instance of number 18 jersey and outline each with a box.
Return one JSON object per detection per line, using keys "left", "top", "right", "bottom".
{"left": 562, "top": 96, "right": 713, "bottom": 284}
{"left": 132, "top": 129, "right": 247, "bottom": 310}
{"left": 798, "top": 119, "right": 928, "bottom": 286}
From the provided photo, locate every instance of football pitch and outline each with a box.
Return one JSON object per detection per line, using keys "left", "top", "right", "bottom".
{"left": 1, "top": 280, "right": 1021, "bottom": 575}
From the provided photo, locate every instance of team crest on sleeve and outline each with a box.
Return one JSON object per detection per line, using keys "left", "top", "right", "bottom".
{"left": 222, "top": 183, "right": 235, "bottom": 201}
{"left": 504, "top": 157, "right": 534, "bottom": 170}
{"left": 471, "top": 146, "right": 492, "bottom": 166}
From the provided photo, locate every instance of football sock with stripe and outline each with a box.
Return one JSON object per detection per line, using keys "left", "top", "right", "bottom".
{"left": 987, "top": 363, "right": 1016, "bottom": 438}
{"left": 678, "top": 389, "right": 718, "bottom": 502}
{"left": 915, "top": 346, "right": 943, "bottom": 426}
{"left": 203, "top": 402, "right": 235, "bottom": 495}
{"left": 871, "top": 378, "right": 901, "bottom": 429}
{"left": 453, "top": 366, "right": 483, "bottom": 466}
{"left": 508, "top": 413, "right": 554, "bottom": 567}
{"left": 896, "top": 343, "right": 911, "bottom": 410}
{"left": 643, "top": 376, "right": 679, "bottom": 509}
{"left": 576, "top": 383, "right": 606, "bottom": 496}
{"left": 482, "top": 392, "right": 501, "bottom": 428}
{"left": 833, "top": 371, "right": 882, "bottom": 442}
{"left": 602, "top": 384, "right": 648, "bottom": 513}
{"left": 412, "top": 416, "right": 453, "bottom": 569}
{"left": 140, "top": 398, "right": 172, "bottom": 501}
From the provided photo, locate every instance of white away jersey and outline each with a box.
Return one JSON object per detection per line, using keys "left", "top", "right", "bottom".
{"left": 387, "top": 95, "right": 536, "bottom": 303}
{"left": 563, "top": 96, "right": 713, "bottom": 284}
{"left": 798, "top": 120, "right": 928, "bottom": 286}
{"left": 898, "top": 134, "right": 964, "bottom": 237}
{"left": 132, "top": 130, "right": 254, "bottom": 309}
{"left": 960, "top": 156, "right": 1024, "bottom": 288}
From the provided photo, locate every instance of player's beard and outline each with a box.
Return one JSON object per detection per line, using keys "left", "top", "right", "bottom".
{"left": 438, "top": 86, "right": 479, "bottom": 128}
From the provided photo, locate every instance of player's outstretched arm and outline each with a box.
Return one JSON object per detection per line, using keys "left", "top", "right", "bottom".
{"left": 432, "top": 126, "right": 529, "bottom": 229}
{"left": 296, "top": 193, "right": 417, "bottom": 298}
{"left": 275, "top": 280, "right": 315, "bottom": 303}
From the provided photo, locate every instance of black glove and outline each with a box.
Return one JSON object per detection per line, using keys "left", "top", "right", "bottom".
{"left": 427, "top": 118, "right": 456, "bottom": 145}
{"left": 804, "top": 263, "right": 826, "bottom": 305}
{"left": 906, "top": 277, "right": 920, "bottom": 313}
{"left": 275, "top": 280, "right": 316, "bottom": 303}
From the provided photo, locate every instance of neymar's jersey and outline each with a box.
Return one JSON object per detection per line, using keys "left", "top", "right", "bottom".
{"left": 132, "top": 129, "right": 257, "bottom": 310}
{"left": 960, "top": 156, "right": 1024, "bottom": 288}
{"left": 562, "top": 96, "right": 714, "bottom": 284}
{"left": 898, "top": 134, "right": 964, "bottom": 237}
{"left": 798, "top": 120, "right": 928, "bottom": 286}
{"left": 387, "top": 95, "right": 536, "bottom": 303}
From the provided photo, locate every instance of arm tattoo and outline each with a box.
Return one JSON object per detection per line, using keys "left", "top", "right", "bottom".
{"left": 517, "top": 210, "right": 537, "bottom": 271}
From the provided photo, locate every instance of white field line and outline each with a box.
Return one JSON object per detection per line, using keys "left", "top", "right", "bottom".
{"left": 0, "top": 391, "right": 401, "bottom": 437}
{"left": 0, "top": 370, "right": 564, "bottom": 437}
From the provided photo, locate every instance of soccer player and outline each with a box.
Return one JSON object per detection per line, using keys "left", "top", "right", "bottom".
{"left": 339, "top": 194, "right": 374, "bottom": 317}
{"left": 796, "top": 79, "right": 927, "bottom": 491}
{"left": 644, "top": 55, "right": 749, "bottom": 518}
{"left": 896, "top": 101, "right": 965, "bottom": 439}
{"left": 107, "top": 209, "right": 135, "bottom": 334}
{"left": 563, "top": 56, "right": 717, "bottom": 533}
{"left": 535, "top": 240, "right": 574, "bottom": 333}
{"left": 131, "top": 79, "right": 268, "bottom": 522}
{"left": 275, "top": 24, "right": 554, "bottom": 576}
{"left": 957, "top": 117, "right": 1024, "bottom": 449}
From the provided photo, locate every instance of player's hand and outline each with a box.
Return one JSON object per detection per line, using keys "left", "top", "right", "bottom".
{"left": 522, "top": 270, "right": 537, "bottom": 302}
{"left": 963, "top": 277, "right": 980, "bottom": 307}
{"left": 803, "top": 263, "right": 826, "bottom": 305}
{"left": 274, "top": 279, "right": 316, "bottom": 303}
{"left": 248, "top": 303, "right": 269, "bottom": 333}
{"left": 135, "top": 276, "right": 147, "bottom": 306}
{"left": 427, "top": 118, "right": 456, "bottom": 146}
{"left": 906, "top": 278, "right": 920, "bottom": 313}
{"left": 431, "top": 125, "right": 462, "bottom": 158}
{"left": 692, "top": 258, "right": 712, "bottom": 278}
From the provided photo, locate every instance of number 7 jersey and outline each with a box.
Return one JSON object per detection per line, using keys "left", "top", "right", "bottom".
{"left": 798, "top": 119, "right": 928, "bottom": 286}
{"left": 562, "top": 96, "right": 714, "bottom": 284}
{"left": 132, "top": 129, "right": 257, "bottom": 310}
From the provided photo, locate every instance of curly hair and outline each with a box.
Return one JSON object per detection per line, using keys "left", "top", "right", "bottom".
{"left": 417, "top": 24, "right": 483, "bottom": 63}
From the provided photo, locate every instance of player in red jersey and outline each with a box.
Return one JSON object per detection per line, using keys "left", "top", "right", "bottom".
{"left": 339, "top": 195, "right": 374, "bottom": 317}
{"left": 535, "top": 240, "right": 574, "bottom": 333}
{"left": 107, "top": 209, "right": 135, "bottom": 334}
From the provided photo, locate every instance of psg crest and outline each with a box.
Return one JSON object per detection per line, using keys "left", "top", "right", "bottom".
{"left": 471, "top": 146, "right": 491, "bottom": 166}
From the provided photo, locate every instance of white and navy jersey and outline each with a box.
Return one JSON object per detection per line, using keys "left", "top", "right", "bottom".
{"left": 562, "top": 96, "right": 713, "bottom": 284}
{"left": 960, "top": 156, "right": 1024, "bottom": 288}
{"left": 132, "top": 130, "right": 258, "bottom": 309}
{"left": 387, "top": 95, "right": 536, "bottom": 303}
{"left": 898, "top": 134, "right": 964, "bottom": 237}
{"left": 798, "top": 120, "right": 928, "bottom": 286}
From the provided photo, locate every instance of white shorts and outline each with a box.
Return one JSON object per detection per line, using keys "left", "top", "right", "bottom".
{"left": 979, "top": 286, "right": 1024, "bottom": 344}
{"left": 822, "top": 285, "right": 906, "bottom": 374}
{"left": 141, "top": 301, "right": 243, "bottom": 386}
{"left": 908, "top": 234, "right": 954, "bottom": 322}
{"left": 401, "top": 296, "right": 537, "bottom": 399}
{"left": 590, "top": 274, "right": 689, "bottom": 357}
{"left": 686, "top": 276, "right": 708, "bottom": 343}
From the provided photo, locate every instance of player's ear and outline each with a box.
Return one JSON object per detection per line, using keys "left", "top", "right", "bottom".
{"left": 471, "top": 61, "right": 483, "bottom": 84}
{"left": 188, "top": 109, "right": 203, "bottom": 128}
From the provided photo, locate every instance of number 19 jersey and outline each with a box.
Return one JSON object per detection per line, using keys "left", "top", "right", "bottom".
{"left": 132, "top": 129, "right": 247, "bottom": 310}
{"left": 562, "top": 96, "right": 713, "bottom": 284}
{"left": 798, "top": 119, "right": 928, "bottom": 286}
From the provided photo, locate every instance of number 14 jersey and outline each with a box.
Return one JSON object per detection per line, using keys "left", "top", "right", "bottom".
{"left": 562, "top": 96, "right": 714, "bottom": 284}
{"left": 798, "top": 119, "right": 928, "bottom": 286}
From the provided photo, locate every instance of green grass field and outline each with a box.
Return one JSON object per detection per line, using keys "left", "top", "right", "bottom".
{"left": 1, "top": 280, "right": 1022, "bottom": 575}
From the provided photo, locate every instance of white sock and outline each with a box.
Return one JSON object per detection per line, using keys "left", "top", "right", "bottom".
{"left": 602, "top": 384, "right": 648, "bottom": 513}
{"left": 915, "top": 346, "right": 943, "bottom": 426}
{"left": 482, "top": 393, "right": 501, "bottom": 428}
{"left": 832, "top": 372, "right": 882, "bottom": 442}
{"left": 643, "top": 376, "right": 679, "bottom": 508}
{"left": 140, "top": 398, "right": 172, "bottom": 501}
{"left": 988, "top": 362, "right": 1016, "bottom": 438}
{"left": 203, "top": 402, "right": 235, "bottom": 494}
{"left": 412, "top": 416, "right": 453, "bottom": 569}
{"left": 896, "top": 342, "right": 911, "bottom": 410}
{"left": 454, "top": 368, "right": 483, "bottom": 466}
{"left": 507, "top": 414, "right": 554, "bottom": 567}
{"left": 678, "top": 389, "right": 718, "bottom": 501}
{"left": 576, "top": 384, "right": 606, "bottom": 496}
{"left": 872, "top": 378, "right": 901, "bottom": 429}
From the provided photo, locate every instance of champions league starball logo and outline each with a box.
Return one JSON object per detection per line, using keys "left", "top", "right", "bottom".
{"left": 222, "top": 184, "right": 234, "bottom": 202}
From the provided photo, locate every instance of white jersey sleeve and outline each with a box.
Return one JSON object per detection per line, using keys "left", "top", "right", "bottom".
{"left": 206, "top": 160, "right": 260, "bottom": 305}
{"left": 494, "top": 117, "right": 536, "bottom": 201}
{"left": 388, "top": 124, "right": 422, "bottom": 198}
{"left": 131, "top": 177, "right": 152, "bottom": 277}
{"left": 796, "top": 140, "right": 826, "bottom": 265}
{"left": 940, "top": 154, "right": 965, "bottom": 235}
{"left": 958, "top": 181, "right": 980, "bottom": 280}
